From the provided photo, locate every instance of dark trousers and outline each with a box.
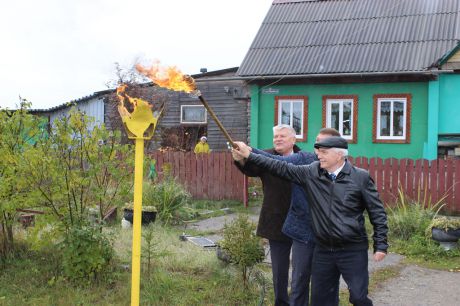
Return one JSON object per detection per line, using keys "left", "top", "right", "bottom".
{"left": 269, "top": 239, "right": 292, "bottom": 306}
{"left": 311, "top": 248, "right": 372, "bottom": 306}
{"left": 290, "top": 240, "right": 315, "bottom": 306}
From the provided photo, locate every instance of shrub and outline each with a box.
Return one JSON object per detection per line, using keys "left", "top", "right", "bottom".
{"left": 60, "top": 225, "right": 114, "bottom": 285}
{"left": 143, "top": 177, "right": 191, "bottom": 226}
{"left": 427, "top": 216, "right": 460, "bottom": 232}
{"left": 219, "top": 214, "right": 265, "bottom": 288}
{"left": 23, "top": 108, "right": 133, "bottom": 229}
{"left": 0, "top": 102, "right": 45, "bottom": 257}
{"left": 387, "top": 186, "right": 444, "bottom": 241}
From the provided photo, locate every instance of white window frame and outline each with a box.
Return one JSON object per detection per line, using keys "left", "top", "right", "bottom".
{"left": 376, "top": 98, "right": 407, "bottom": 140}
{"left": 325, "top": 98, "right": 354, "bottom": 141}
{"left": 277, "top": 99, "right": 305, "bottom": 139}
{"left": 180, "top": 105, "right": 207, "bottom": 124}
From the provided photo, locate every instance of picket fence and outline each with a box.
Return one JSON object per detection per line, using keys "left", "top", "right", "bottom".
{"left": 149, "top": 151, "right": 246, "bottom": 202}
{"left": 149, "top": 152, "right": 460, "bottom": 213}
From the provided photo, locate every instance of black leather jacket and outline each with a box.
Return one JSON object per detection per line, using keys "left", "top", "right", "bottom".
{"left": 247, "top": 153, "right": 389, "bottom": 253}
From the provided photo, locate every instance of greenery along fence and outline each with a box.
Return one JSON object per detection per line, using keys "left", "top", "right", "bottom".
{"left": 348, "top": 157, "right": 460, "bottom": 213}
{"left": 150, "top": 151, "right": 245, "bottom": 202}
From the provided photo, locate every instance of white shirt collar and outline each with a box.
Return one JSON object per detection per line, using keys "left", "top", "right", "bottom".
{"left": 329, "top": 161, "right": 345, "bottom": 177}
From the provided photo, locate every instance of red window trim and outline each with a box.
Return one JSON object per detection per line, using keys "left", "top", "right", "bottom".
{"left": 322, "top": 95, "right": 358, "bottom": 144}
{"left": 372, "top": 94, "right": 412, "bottom": 144}
{"left": 274, "top": 96, "right": 308, "bottom": 142}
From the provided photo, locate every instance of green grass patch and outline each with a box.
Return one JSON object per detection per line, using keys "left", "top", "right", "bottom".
{"left": 0, "top": 223, "right": 272, "bottom": 305}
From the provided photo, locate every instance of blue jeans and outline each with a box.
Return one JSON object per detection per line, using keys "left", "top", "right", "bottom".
{"left": 290, "top": 240, "right": 314, "bottom": 306}
{"left": 311, "top": 248, "right": 372, "bottom": 306}
{"left": 269, "top": 239, "right": 292, "bottom": 306}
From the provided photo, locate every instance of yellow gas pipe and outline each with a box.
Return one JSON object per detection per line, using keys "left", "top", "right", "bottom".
{"left": 118, "top": 96, "right": 162, "bottom": 306}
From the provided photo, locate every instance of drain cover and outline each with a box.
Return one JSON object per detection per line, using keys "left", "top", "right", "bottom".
{"left": 186, "top": 236, "right": 216, "bottom": 248}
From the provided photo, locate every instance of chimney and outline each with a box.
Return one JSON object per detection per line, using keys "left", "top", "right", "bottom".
{"left": 200, "top": 68, "right": 207, "bottom": 73}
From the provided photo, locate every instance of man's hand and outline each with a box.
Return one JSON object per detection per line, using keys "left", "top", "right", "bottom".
{"left": 232, "top": 141, "right": 251, "bottom": 161}
{"left": 373, "top": 251, "right": 386, "bottom": 262}
{"left": 232, "top": 147, "right": 245, "bottom": 163}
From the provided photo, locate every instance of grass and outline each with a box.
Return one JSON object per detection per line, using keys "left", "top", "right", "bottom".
{"left": 0, "top": 215, "right": 272, "bottom": 306}
{"left": 2, "top": 192, "right": 460, "bottom": 305}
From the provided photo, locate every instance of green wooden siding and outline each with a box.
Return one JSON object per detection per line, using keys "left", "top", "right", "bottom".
{"left": 250, "top": 82, "right": 428, "bottom": 159}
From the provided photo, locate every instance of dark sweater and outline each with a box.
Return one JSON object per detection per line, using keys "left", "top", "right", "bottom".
{"left": 234, "top": 145, "right": 302, "bottom": 242}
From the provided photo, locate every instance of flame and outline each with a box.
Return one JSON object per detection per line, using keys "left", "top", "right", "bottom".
{"left": 116, "top": 84, "right": 160, "bottom": 139}
{"left": 135, "top": 62, "right": 198, "bottom": 94}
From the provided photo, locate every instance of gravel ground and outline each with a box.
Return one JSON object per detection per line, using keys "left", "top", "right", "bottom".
{"left": 370, "top": 265, "right": 460, "bottom": 306}
{"left": 188, "top": 209, "right": 460, "bottom": 306}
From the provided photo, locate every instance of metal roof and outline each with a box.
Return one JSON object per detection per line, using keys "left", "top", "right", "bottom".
{"left": 237, "top": 0, "right": 460, "bottom": 77}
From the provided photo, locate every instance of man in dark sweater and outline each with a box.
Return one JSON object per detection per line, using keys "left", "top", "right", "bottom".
{"left": 232, "top": 136, "right": 388, "bottom": 306}
{"left": 234, "top": 124, "right": 298, "bottom": 306}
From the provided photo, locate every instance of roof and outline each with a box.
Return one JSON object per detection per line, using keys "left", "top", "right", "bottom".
{"left": 29, "top": 89, "right": 112, "bottom": 113}
{"left": 237, "top": 0, "right": 460, "bottom": 77}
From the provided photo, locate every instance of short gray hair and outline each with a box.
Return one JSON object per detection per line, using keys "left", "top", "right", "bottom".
{"left": 332, "top": 148, "right": 348, "bottom": 158}
{"left": 273, "top": 124, "right": 296, "bottom": 137}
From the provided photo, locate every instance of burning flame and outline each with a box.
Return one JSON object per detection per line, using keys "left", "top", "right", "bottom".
{"left": 116, "top": 84, "right": 160, "bottom": 139}
{"left": 135, "top": 62, "right": 199, "bottom": 95}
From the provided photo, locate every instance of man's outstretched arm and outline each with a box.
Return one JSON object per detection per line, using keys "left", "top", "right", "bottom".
{"left": 232, "top": 142, "right": 310, "bottom": 186}
{"left": 252, "top": 147, "right": 316, "bottom": 165}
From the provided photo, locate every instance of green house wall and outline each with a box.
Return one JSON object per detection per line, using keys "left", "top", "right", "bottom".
{"left": 250, "top": 82, "right": 428, "bottom": 159}
{"left": 439, "top": 74, "right": 460, "bottom": 134}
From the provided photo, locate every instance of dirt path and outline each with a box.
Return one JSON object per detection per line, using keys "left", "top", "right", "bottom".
{"left": 369, "top": 265, "right": 460, "bottom": 306}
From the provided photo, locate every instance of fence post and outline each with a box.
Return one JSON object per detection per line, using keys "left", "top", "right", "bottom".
{"left": 243, "top": 175, "right": 248, "bottom": 208}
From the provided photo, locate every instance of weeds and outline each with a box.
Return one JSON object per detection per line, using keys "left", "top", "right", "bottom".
{"left": 387, "top": 186, "right": 444, "bottom": 241}
{"left": 143, "top": 177, "right": 191, "bottom": 225}
{"left": 387, "top": 186, "right": 460, "bottom": 266}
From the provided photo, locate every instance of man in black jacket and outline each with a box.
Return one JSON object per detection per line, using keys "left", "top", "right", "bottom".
{"left": 232, "top": 136, "right": 388, "bottom": 306}
{"left": 234, "top": 125, "right": 298, "bottom": 306}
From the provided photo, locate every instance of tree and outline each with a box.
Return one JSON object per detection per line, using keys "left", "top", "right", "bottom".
{"left": 22, "top": 108, "right": 134, "bottom": 229}
{"left": 0, "top": 102, "right": 44, "bottom": 257}
{"left": 219, "top": 215, "right": 265, "bottom": 288}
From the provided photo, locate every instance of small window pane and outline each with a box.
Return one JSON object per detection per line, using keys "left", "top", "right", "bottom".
{"left": 330, "top": 103, "right": 340, "bottom": 131}
{"left": 343, "top": 101, "right": 352, "bottom": 136}
{"left": 281, "top": 102, "right": 290, "bottom": 125}
{"left": 393, "top": 102, "right": 404, "bottom": 136}
{"left": 380, "top": 101, "right": 391, "bottom": 136}
{"left": 292, "top": 102, "right": 302, "bottom": 135}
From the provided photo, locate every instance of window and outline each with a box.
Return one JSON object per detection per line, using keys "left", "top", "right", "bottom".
{"left": 274, "top": 96, "right": 308, "bottom": 141}
{"left": 322, "top": 95, "right": 358, "bottom": 142}
{"left": 373, "top": 94, "right": 411, "bottom": 143}
{"left": 180, "top": 105, "right": 207, "bottom": 124}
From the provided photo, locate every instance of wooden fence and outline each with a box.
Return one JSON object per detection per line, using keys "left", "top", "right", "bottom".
{"left": 149, "top": 151, "right": 246, "bottom": 202}
{"left": 348, "top": 157, "right": 460, "bottom": 213}
{"left": 149, "top": 152, "right": 460, "bottom": 213}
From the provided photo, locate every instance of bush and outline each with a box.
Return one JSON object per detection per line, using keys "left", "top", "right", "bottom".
{"left": 387, "top": 187, "right": 444, "bottom": 241}
{"left": 219, "top": 215, "right": 265, "bottom": 287}
{"left": 143, "top": 177, "right": 191, "bottom": 226}
{"left": 60, "top": 226, "right": 114, "bottom": 285}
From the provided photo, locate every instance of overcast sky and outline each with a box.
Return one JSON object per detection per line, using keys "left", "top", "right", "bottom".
{"left": 0, "top": 0, "right": 271, "bottom": 109}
